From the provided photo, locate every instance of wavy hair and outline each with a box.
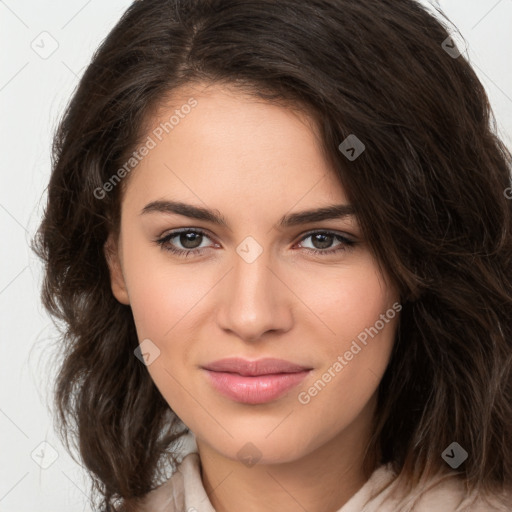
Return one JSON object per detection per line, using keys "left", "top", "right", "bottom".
{"left": 32, "top": 0, "right": 512, "bottom": 510}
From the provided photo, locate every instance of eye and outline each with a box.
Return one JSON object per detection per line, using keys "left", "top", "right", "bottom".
{"left": 296, "top": 231, "right": 356, "bottom": 255}
{"left": 155, "top": 228, "right": 215, "bottom": 257}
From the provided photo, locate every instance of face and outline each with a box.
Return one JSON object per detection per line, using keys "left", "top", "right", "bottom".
{"left": 105, "top": 83, "right": 400, "bottom": 465}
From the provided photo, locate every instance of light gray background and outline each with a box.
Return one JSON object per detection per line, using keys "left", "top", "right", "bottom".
{"left": 1, "top": 1, "right": 511, "bottom": 511}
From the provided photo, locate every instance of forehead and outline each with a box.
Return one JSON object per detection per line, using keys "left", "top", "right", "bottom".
{"left": 121, "top": 83, "right": 349, "bottom": 220}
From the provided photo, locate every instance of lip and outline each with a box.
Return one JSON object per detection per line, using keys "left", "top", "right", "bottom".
{"left": 201, "top": 358, "right": 312, "bottom": 404}
{"left": 203, "top": 357, "right": 311, "bottom": 376}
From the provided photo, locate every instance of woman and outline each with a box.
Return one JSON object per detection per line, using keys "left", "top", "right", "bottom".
{"left": 32, "top": 0, "right": 512, "bottom": 510}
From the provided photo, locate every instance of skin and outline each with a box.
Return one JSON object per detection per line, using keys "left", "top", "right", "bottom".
{"left": 105, "top": 83, "right": 400, "bottom": 512}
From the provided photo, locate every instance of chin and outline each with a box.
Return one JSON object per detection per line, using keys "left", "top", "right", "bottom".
{"left": 195, "top": 421, "right": 323, "bottom": 466}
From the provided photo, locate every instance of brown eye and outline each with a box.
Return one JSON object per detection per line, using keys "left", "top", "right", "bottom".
{"left": 179, "top": 231, "right": 204, "bottom": 249}
{"left": 297, "top": 231, "right": 356, "bottom": 255}
{"left": 155, "top": 229, "right": 215, "bottom": 257}
{"left": 310, "top": 233, "right": 335, "bottom": 249}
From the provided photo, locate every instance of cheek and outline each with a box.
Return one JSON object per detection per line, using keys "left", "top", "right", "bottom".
{"left": 294, "top": 314, "right": 397, "bottom": 444}
{"left": 292, "top": 258, "right": 398, "bottom": 411}
{"left": 296, "top": 257, "right": 394, "bottom": 341}
{"left": 121, "top": 248, "right": 205, "bottom": 412}
{"left": 121, "top": 238, "right": 213, "bottom": 340}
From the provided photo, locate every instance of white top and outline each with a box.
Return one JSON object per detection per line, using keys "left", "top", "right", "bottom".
{"left": 138, "top": 432, "right": 511, "bottom": 511}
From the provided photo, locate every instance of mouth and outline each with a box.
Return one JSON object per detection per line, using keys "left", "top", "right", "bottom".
{"left": 201, "top": 358, "right": 312, "bottom": 404}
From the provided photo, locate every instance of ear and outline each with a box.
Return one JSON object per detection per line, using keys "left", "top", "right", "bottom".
{"left": 104, "top": 233, "right": 130, "bottom": 305}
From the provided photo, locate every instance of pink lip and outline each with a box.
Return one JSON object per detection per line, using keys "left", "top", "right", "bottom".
{"left": 202, "top": 358, "right": 312, "bottom": 404}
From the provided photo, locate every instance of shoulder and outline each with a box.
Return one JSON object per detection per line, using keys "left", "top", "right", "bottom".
{"left": 358, "top": 466, "right": 512, "bottom": 512}
{"left": 411, "top": 474, "right": 512, "bottom": 512}
{"left": 132, "top": 471, "right": 185, "bottom": 512}
{"left": 131, "top": 453, "right": 199, "bottom": 512}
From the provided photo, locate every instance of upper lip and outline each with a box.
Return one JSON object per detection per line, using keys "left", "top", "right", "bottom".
{"left": 202, "top": 358, "right": 312, "bottom": 376}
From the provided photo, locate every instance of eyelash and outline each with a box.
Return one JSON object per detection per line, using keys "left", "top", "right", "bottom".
{"left": 154, "top": 228, "right": 356, "bottom": 258}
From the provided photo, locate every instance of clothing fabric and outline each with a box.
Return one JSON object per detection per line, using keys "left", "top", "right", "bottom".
{"left": 138, "top": 432, "right": 511, "bottom": 512}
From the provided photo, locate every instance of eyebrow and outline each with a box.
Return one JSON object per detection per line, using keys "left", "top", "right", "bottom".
{"left": 140, "top": 200, "right": 356, "bottom": 228}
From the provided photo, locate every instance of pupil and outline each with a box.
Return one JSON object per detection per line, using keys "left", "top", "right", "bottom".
{"left": 181, "top": 232, "right": 202, "bottom": 249}
{"left": 313, "top": 233, "right": 333, "bottom": 249}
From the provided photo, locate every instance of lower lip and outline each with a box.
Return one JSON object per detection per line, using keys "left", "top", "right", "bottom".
{"left": 203, "top": 369, "right": 311, "bottom": 404}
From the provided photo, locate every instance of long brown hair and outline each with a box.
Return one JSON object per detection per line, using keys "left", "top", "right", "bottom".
{"left": 32, "top": 0, "right": 512, "bottom": 510}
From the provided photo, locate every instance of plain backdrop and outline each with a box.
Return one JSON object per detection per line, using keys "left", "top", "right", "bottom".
{"left": 1, "top": 1, "right": 511, "bottom": 511}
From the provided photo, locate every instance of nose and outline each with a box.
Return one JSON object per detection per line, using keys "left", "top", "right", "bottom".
{"left": 216, "top": 246, "right": 294, "bottom": 343}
